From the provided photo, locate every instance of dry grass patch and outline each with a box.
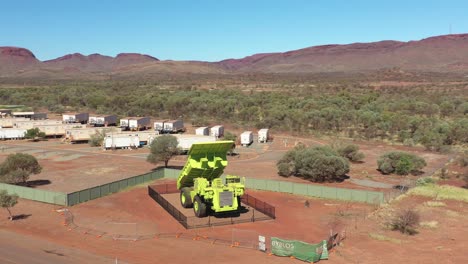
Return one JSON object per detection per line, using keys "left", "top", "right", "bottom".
{"left": 423, "top": 201, "right": 447, "bottom": 207}
{"left": 407, "top": 184, "right": 468, "bottom": 203}
{"left": 368, "top": 233, "right": 402, "bottom": 244}
{"left": 419, "top": 221, "right": 439, "bottom": 229}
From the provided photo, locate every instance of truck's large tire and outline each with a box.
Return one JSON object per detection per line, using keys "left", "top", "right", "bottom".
{"left": 193, "top": 195, "right": 207, "bottom": 218}
{"left": 180, "top": 188, "right": 193, "bottom": 208}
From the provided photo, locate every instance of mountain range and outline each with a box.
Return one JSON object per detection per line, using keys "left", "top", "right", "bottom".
{"left": 1, "top": 34, "right": 467, "bottom": 79}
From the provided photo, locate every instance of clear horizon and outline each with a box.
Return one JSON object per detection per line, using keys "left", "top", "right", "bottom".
{"left": 1, "top": 0, "right": 467, "bottom": 62}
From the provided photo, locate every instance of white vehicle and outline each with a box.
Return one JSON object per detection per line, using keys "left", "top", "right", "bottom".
{"left": 258, "top": 128, "right": 269, "bottom": 143}
{"left": 89, "top": 115, "right": 117, "bottom": 126}
{"left": 62, "top": 113, "right": 89, "bottom": 124}
{"left": 128, "top": 117, "right": 150, "bottom": 131}
{"left": 162, "top": 120, "right": 184, "bottom": 133}
{"left": 240, "top": 131, "right": 253, "bottom": 146}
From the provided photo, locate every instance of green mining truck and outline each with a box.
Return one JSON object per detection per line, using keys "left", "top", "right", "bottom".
{"left": 177, "top": 141, "right": 245, "bottom": 217}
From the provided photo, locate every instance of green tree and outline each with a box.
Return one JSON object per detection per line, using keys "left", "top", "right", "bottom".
{"left": 24, "top": 128, "right": 46, "bottom": 141}
{"left": 0, "top": 190, "right": 18, "bottom": 221}
{"left": 377, "top": 151, "right": 426, "bottom": 175}
{"left": 147, "top": 135, "right": 180, "bottom": 168}
{"left": 0, "top": 153, "right": 42, "bottom": 184}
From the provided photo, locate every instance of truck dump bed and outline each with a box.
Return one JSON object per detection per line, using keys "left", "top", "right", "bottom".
{"left": 177, "top": 141, "right": 234, "bottom": 189}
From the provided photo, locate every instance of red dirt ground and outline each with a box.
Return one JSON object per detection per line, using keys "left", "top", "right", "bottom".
{"left": 2, "top": 183, "right": 467, "bottom": 263}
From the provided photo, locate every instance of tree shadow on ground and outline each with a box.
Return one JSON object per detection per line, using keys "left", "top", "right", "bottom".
{"left": 12, "top": 214, "right": 32, "bottom": 220}
{"left": 393, "top": 185, "right": 410, "bottom": 192}
{"left": 335, "top": 175, "right": 351, "bottom": 183}
{"left": 17, "top": 180, "right": 51, "bottom": 188}
{"left": 151, "top": 165, "right": 184, "bottom": 171}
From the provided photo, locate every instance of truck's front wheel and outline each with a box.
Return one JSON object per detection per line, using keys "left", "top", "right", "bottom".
{"left": 193, "top": 195, "right": 207, "bottom": 217}
{"left": 180, "top": 188, "right": 193, "bottom": 208}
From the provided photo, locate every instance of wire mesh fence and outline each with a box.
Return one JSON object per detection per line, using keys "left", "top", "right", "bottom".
{"left": 148, "top": 184, "right": 275, "bottom": 229}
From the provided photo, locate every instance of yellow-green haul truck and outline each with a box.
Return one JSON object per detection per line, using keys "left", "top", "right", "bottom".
{"left": 177, "top": 141, "right": 245, "bottom": 217}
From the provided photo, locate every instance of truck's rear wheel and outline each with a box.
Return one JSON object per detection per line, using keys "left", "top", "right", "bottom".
{"left": 180, "top": 188, "right": 193, "bottom": 208}
{"left": 193, "top": 195, "right": 207, "bottom": 217}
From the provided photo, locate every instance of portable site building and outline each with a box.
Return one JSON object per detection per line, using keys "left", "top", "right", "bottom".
{"left": 0, "top": 128, "right": 26, "bottom": 140}
{"left": 0, "top": 117, "right": 30, "bottom": 128}
{"left": 35, "top": 124, "right": 86, "bottom": 136}
{"left": 11, "top": 111, "right": 46, "bottom": 119}
{"left": 104, "top": 134, "right": 140, "bottom": 149}
{"left": 14, "top": 120, "right": 63, "bottom": 129}
{"left": 240, "top": 131, "right": 254, "bottom": 146}
{"left": 65, "top": 127, "right": 121, "bottom": 142}
{"left": 195, "top": 127, "right": 209, "bottom": 136}
{"left": 175, "top": 135, "right": 217, "bottom": 152}
{"left": 210, "top": 125, "right": 224, "bottom": 138}
{"left": 258, "top": 128, "right": 269, "bottom": 143}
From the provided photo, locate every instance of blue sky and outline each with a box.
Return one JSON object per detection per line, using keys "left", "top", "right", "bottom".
{"left": 1, "top": 0, "right": 467, "bottom": 61}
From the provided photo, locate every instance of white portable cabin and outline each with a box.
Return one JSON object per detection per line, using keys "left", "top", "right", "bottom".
{"left": 153, "top": 120, "right": 167, "bottom": 132}
{"left": 240, "top": 131, "right": 254, "bottom": 146}
{"left": 62, "top": 113, "right": 89, "bottom": 124}
{"left": 35, "top": 124, "right": 85, "bottom": 136}
{"left": 258, "top": 128, "right": 269, "bottom": 143}
{"left": 175, "top": 135, "right": 217, "bottom": 152}
{"left": 12, "top": 111, "right": 35, "bottom": 119}
{"left": 89, "top": 115, "right": 117, "bottom": 126}
{"left": 129, "top": 117, "right": 150, "bottom": 131}
{"left": 210, "top": 125, "right": 224, "bottom": 138}
{"left": 0, "top": 128, "right": 26, "bottom": 140}
{"left": 136, "top": 131, "right": 160, "bottom": 145}
{"left": 0, "top": 117, "right": 30, "bottom": 128}
{"left": 104, "top": 134, "right": 140, "bottom": 149}
{"left": 65, "top": 127, "right": 120, "bottom": 142}
{"left": 195, "top": 127, "right": 209, "bottom": 136}
{"left": 14, "top": 120, "right": 63, "bottom": 129}
{"left": 163, "top": 120, "right": 184, "bottom": 133}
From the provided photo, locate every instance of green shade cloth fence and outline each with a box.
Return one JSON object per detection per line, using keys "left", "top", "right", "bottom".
{"left": 0, "top": 168, "right": 384, "bottom": 206}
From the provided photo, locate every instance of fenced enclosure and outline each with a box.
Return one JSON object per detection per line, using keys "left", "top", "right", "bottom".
{"left": 148, "top": 183, "right": 275, "bottom": 229}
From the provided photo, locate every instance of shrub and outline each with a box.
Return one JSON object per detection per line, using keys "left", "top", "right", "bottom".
{"left": 416, "top": 177, "right": 436, "bottom": 186}
{"left": 389, "top": 209, "right": 420, "bottom": 235}
{"left": 277, "top": 145, "right": 350, "bottom": 182}
{"left": 336, "top": 144, "right": 365, "bottom": 162}
{"left": 377, "top": 151, "right": 427, "bottom": 175}
{"left": 89, "top": 130, "right": 106, "bottom": 147}
{"left": 457, "top": 151, "right": 468, "bottom": 167}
